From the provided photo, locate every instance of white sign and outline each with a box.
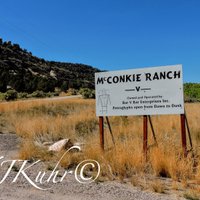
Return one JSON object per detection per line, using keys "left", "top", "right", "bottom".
{"left": 95, "top": 65, "right": 184, "bottom": 116}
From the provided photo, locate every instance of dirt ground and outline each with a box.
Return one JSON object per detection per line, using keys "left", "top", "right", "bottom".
{"left": 0, "top": 133, "right": 185, "bottom": 200}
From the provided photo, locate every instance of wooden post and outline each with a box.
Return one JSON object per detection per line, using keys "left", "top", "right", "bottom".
{"left": 180, "top": 114, "right": 187, "bottom": 157}
{"left": 99, "top": 116, "right": 104, "bottom": 150}
{"left": 143, "top": 115, "right": 148, "bottom": 160}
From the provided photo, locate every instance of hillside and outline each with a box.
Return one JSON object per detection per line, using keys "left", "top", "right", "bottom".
{"left": 0, "top": 38, "right": 199, "bottom": 102}
{"left": 0, "top": 38, "right": 100, "bottom": 93}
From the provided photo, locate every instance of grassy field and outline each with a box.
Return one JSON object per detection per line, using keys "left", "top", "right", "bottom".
{"left": 0, "top": 98, "right": 199, "bottom": 197}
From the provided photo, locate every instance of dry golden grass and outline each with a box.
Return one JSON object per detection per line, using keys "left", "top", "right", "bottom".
{"left": 184, "top": 189, "right": 200, "bottom": 200}
{"left": 0, "top": 98, "right": 200, "bottom": 192}
{"left": 150, "top": 179, "right": 165, "bottom": 194}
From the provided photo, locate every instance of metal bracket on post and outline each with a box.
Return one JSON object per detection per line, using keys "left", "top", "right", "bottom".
{"left": 143, "top": 115, "right": 148, "bottom": 161}
{"left": 148, "top": 116, "right": 158, "bottom": 146}
{"left": 99, "top": 116, "right": 104, "bottom": 151}
{"left": 105, "top": 117, "right": 115, "bottom": 146}
{"left": 184, "top": 111, "right": 193, "bottom": 151}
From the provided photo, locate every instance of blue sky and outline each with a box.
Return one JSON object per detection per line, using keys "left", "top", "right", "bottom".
{"left": 0, "top": 0, "right": 200, "bottom": 82}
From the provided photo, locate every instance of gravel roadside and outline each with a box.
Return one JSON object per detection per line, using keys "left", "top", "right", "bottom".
{"left": 0, "top": 133, "right": 183, "bottom": 200}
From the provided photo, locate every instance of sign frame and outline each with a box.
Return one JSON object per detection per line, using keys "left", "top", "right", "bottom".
{"left": 95, "top": 64, "right": 184, "bottom": 117}
{"left": 95, "top": 65, "right": 190, "bottom": 158}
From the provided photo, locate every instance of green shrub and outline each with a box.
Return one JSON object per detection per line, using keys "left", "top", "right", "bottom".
{"left": 46, "top": 92, "right": 52, "bottom": 98}
{"left": 67, "top": 88, "right": 78, "bottom": 95}
{"left": 184, "top": 83, "right": 200, "bottom": 102}
{"left": 0, "top": 93, "right": 5, "bottom": 101}
{"left": 4, "top": 90, "right": 17, "bottom": 101}
{"left": 61, "top": 81, "right": 68, "bottom": 92}
{"left": 52, "top": 91, "right": 59, "bottom": 96}
{"left": 30, "top": 90, "right": 46, "bottom": 98}
{"left": 18, "top": 92, "right": 28, "bottom": 99}
{"left": 45, "top": 92, "right": 60, "bottom": 97}
{"left": 79, "top": 88, "right": 95, "bottom": 99}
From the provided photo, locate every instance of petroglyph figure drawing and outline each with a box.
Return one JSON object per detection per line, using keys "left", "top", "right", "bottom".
{"left": 97, "top": 89, "right": 111, "bottom": 114}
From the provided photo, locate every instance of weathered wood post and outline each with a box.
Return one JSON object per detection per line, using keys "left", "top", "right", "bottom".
{"left": 99, "top": 116, "right": 104, "bottom": 150}
{"left": 180, "top": 114, "right": 187, "bottom": 157}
